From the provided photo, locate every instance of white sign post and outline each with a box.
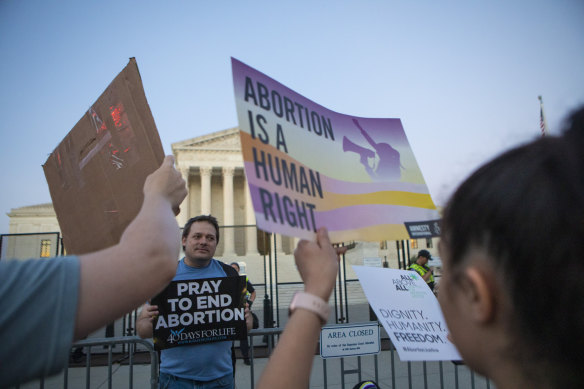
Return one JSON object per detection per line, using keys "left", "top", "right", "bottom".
{"left": 320, "top": 322, "right": 380, "bottom": 359}
{"left": 353, "top": 266, "right": 461, "bottom": 361}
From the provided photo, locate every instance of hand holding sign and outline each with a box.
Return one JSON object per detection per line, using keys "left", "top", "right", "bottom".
{"left": 143, "top": 155, "right": 187, "bottom": 216}
{"left": 141, "top": 304, "right": 159, "bottom": 325}
{"left": 294, "top": 227, "right": 340, "bottom": 301}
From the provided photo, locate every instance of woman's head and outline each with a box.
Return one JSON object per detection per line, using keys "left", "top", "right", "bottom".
{"left": 439, "top": 106, "right": 584, "bottom": 386}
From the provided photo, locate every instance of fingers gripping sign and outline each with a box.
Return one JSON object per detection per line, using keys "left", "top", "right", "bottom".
{"left": 294, "top": 227, "right": 340, "bottom": 301}
{"left": 143, "top": 155, "right": 187, "bottom": 216}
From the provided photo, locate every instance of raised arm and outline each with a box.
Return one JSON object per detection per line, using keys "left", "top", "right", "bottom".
{"left": 74, "top": 155, "right": 186, "bottom": 340}
{"left": 256, "top": 228, "right": 346, "bottom": 389}
{"left": 352, "top": 118, "right": 377, "bottom": 149}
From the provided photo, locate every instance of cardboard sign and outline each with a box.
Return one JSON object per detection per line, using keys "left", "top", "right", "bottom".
{"left": 320, "top": 322, "right": 380, "bottom": 359}
{"left": 43, "top": 58, "right": 164, "bottom": 255}
{"left": 151, "top": 276, "right": 247, "bottom": 350}
{"left": 353, "top": 266, "right": 461, "bottom": 361}
{"left": 231, "top": 57, "right": 439, "bottom": 242}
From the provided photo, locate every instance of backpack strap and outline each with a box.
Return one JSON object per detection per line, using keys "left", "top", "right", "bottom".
{"left": 217, "top": 259, "right": 240, "bottom": 375}
{"left": 218, "top": 261, "right": 239, "bottom": 277}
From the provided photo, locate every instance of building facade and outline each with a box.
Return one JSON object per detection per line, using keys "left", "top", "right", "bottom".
{"left": 5, "top": 127, "right": 441, "bottom": 283}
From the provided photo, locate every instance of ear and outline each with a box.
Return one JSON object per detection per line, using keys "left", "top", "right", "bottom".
{"left": 462, "top": 266, "right": 497, "bottom": 323}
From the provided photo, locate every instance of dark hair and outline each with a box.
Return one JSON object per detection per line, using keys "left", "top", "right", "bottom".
{"left": 230, "top": 262, "right": 240, "bottom": 271}
{"left": 442, "top": 106, "right": 584, "bottom": 386}
{"left": 417, "top": 249, "right": 431, "bottom": 259}
{"left": 182, "top": 215, "right": 220, "bottom": 249}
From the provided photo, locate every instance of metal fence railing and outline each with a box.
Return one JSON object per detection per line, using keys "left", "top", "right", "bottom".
{"left": 14, "top": 336, "right": 158, "bottom": 389}
{"left": 16, "top": 326, "right": 491, "bottom": 389}
{"left": 1, "top": 228, "right": 421, "bottom": 333}
{"left": 245, "top": 326, "right": 492, "bottom": 389}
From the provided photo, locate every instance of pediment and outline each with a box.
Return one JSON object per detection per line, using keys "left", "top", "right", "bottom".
{"left": 7, "top": 203, "right": 56, "bottom": 217}
{"left": 172, "top": 127, "right": 241, "bottom": 152}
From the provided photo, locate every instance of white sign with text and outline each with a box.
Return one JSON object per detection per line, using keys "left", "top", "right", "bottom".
{"left": 353, "top": 266, "right": 461, "bottom": 361}
{"left": 320, "top": 322, "right": 380, "bottom": 359}
{"left": 363, "top": 257, "right": 382, "bottom": 267}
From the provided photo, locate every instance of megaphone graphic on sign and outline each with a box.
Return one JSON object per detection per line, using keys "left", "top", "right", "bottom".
{"left": 343, "top": 136, "right": 375, "bottom": 164}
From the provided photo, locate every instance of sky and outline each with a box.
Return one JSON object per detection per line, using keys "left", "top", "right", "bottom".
{"left": 1, "top": 0, "right": 583, "bottom": 234}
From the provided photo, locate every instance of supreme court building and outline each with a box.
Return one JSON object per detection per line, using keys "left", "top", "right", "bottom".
{"left": 5, "top": 127, "right": 440, "bottom": 288}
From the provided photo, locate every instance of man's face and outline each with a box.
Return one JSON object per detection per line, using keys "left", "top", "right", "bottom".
{"left": 182, "top": 221, "right": 218, "bottom": 264}
{"left": 418, "top": 255, "right": 429, "bottom": 265}
{"left": 231, "top": 264, "right": 240, "bottom": 274}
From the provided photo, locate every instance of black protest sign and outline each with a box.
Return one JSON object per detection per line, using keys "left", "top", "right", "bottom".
{"left": 151, "top": 275, "right": 247, "bottom": 350}
{"left": 404, "top": 219, "right": 441, "bottom": 239}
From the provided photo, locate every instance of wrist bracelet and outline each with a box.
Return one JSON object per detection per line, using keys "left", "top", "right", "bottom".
{"left": 289, "top": 291, "right": 330, "bottom": 324}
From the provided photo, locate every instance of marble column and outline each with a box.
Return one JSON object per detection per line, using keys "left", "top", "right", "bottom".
{"left": 200, "top": 167, "right": 212, "bottom": 215}
{"left": 275, "top": 234, "right": 286, "bottom": 255}
{"left": 222, "top": 166, "right": 236, "bottom": 257}
{"left": 177, "top": 167, "right": 190, "bottom": 227}
{"left": 292, "top": 237, "right": 300, "bottom": 253}
{"left": 244, "top": 178, "right": 258, "bottom": 255}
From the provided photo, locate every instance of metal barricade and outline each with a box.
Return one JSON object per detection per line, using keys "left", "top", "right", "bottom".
{"left": 16, "top": 336, "right": 158, "bottom": 389}
{"left": 17, "top": 330, "right": 491, "bottom": 389}
{"left": 244, "top": 326, "right": 492, "bottom": 389}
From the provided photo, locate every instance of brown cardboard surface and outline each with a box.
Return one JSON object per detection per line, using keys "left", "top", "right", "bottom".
{"left": 43, "top": 58, "right": 164, "bottom": 255}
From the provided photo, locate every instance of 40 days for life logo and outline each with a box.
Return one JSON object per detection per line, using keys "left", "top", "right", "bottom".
{"left": 166, "top": 327, "right": 238, "bottom": 346}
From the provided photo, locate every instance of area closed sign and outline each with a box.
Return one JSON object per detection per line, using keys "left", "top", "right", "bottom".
{"left": 320, "top": 322, "right": 380, "bottom": 359}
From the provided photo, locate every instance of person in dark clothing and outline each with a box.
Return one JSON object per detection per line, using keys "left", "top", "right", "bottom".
{"left": 231, "top": 262, "right": 255, "bottom": 365}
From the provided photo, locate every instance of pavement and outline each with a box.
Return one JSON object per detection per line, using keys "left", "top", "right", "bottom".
{"left": 15, "top": 304, "right": 493, "bottom": 388}
{"left": 17, "top": 347, "right": 492, "bottom": 389}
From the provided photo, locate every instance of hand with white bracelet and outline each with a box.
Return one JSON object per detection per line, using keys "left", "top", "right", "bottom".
{"left": 294, "top": 227, "right": 342, "bottom": 301}
{"left": 257, "top": 227, "right": 347, "bottom": 389}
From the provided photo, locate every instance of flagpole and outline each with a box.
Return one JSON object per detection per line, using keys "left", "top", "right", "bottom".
{"left": 538, "top": 95, "right": 549, "bottom": 137}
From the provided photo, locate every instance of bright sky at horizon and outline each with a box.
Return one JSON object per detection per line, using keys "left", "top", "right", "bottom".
{"left": 1, "top": 0, "right": 583, "bottom": 235}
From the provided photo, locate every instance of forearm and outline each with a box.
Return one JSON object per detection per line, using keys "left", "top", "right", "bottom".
{"left": 256, "top": 309, "right": 322, "bottom": 389}
{"left": 257, "top": 228, "right": 339, "bottom": 389}
{"left": 74, "top": 195, "right": 179, "bottom": 339}
{"left": 120, "top": 194, "right": 181, "bottom": 270}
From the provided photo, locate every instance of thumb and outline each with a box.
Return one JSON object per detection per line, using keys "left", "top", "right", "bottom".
{"left": 163, "top": 155, "right": 175, "bottom": 167}
{"left": 335, "top": 246, "right": 348, "bottom": 256}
